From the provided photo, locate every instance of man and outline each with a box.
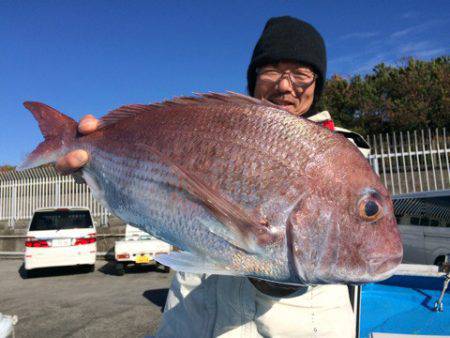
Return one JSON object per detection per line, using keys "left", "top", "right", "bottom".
{"left": 57, "top": 16, "right": 369, "bottom": 337}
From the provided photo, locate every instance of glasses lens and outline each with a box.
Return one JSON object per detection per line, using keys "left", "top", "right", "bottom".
{"left": 291, "top": 72, "right": 315, "bottom": 83}
{"left": 258, "top": 68, "right": 315, "bottom": 87}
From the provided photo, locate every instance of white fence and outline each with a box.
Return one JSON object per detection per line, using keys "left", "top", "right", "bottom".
{"left": 1, "top": 128, "right": 449, "bottom": 228}
{"left": 0, "top": 166, "right": 108, "bottom": 227}
{"left": 367, "top": 128, "right": 449, "bottom": 195}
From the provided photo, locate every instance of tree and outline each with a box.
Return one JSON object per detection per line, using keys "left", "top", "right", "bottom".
{"left": 318, "top": 56, "right": 450, "bottom": 135}
{"left": 0, "top": 165, "right": 16, "bottom": 172}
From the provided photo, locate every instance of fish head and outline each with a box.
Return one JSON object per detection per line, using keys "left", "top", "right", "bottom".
{"left": 287, "top": 146, "right": 403, "bottom": 285}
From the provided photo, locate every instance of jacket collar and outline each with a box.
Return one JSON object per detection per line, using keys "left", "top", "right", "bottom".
{"left": 306, "top": 110, "right": 332, "bottom": 123}
{"left": 306, "top": 111, "right": 334, "bottom": 131}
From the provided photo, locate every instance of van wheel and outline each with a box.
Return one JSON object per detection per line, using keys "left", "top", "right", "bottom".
{"left": 115, "top": 263, "right": 125, "bottom": 276}
{"left": 87, "top": 264, "right": 95, "bottom": 273}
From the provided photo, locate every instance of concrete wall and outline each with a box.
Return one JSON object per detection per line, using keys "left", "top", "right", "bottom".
{"left": 0, "top": 216, "right": 126, "bottom": 254}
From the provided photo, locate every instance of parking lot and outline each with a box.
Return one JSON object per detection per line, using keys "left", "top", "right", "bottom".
{"left": 0, "top": 259, "right": 173, "bottom": 337}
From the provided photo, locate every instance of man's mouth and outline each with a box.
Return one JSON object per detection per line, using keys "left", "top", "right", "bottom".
{"left": 269, "top": 97, "right": 296, "bottom": 107}
{"left": 269, "top": 100, "right": 296, "bottom": 113}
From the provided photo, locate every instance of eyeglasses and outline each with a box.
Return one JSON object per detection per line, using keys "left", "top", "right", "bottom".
{"left": 256, "top": 67, "right": 316, "bottom": 90}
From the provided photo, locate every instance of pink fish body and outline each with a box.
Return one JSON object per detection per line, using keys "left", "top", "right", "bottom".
{"left": 20, "top": 93, "right": 403, "bottom": 285}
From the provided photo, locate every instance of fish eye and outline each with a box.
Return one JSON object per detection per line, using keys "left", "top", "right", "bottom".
{"left": 365, "top": 201, "right": 379, "bottom": 217}
{"left": 358, "top": 196, "right": 383, "bottom": 222}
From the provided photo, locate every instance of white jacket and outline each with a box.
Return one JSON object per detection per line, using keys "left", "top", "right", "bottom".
{"left": 155, "top": 112, "right": 369, "bottom": 338}
{"left": 156, "top": 273, "right": 355, "bottom": 338}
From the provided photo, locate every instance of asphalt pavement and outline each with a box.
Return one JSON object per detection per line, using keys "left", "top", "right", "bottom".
{"left": 0, "top": 259, "right": 173, "bottom": 338}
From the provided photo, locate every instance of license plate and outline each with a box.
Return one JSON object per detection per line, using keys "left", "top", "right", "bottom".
{"left": 135, "top": 255, "right": 151, "bottom": 264}
{"left": 52, "top": 238, "right": 71, "bottom": 247}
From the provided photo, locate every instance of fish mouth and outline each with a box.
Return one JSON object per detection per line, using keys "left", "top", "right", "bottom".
{"left": 366, "top": 254, "right": 403, "bottom": 276}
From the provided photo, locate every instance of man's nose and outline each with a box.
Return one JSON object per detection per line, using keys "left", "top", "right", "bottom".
{"left": 277, "top": 74, "right": 296, "bottom": 94}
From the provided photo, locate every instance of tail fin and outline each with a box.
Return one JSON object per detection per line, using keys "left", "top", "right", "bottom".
{"left": 18, "top": 102, "right": 78, "bottom": 171}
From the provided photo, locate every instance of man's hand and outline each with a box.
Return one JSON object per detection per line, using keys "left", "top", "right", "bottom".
{"left": 55, "top": 115, "right": 99, "bottom": 174}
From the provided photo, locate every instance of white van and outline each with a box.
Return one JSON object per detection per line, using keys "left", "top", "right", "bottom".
{"left": 24, "top": 207, "right": 97, "bottom": 276}
{"left": 398, "top": 214, "right": 450, "bottom": 266}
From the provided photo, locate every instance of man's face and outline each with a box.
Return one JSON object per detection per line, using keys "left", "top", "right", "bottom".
{"left": 253, "top": 61, "right": 316, "bottom": 116}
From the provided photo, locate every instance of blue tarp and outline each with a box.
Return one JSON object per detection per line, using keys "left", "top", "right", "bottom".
{"left": 360, "top": 275, "right": 450, "bottom": 337}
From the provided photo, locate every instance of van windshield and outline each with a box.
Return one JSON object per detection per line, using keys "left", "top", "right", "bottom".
{"left": 30, "top": 210, "right": 93, "bottom": 231}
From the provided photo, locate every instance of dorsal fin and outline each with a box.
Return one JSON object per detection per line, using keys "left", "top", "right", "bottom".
{"left": 98, "top": 92, "right": 279, "bottom": 129}
{"left": 98, "top": 104, "right": 152, "bottom": 129}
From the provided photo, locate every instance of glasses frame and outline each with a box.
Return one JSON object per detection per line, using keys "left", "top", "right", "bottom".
{"left": 256, "top": 67, "right": 317, "bottom": 91}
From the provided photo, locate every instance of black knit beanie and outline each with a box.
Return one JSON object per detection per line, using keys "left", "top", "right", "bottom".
{"left": 247, "top": 16, "right": 327, "bottom": 103}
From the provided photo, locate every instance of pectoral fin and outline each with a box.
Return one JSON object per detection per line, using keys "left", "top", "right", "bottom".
{"left": 155, "top": 251, "right": 241, "bottom": 276}
{"left": 137, "top": 143, "right": 282, "bottom": 254}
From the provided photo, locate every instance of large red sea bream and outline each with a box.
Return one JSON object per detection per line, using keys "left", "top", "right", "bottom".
{"left": 20, "top": 93, "right": 403, "bottom": 285}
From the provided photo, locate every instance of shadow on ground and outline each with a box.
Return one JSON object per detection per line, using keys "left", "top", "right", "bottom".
{"left": 18, "top": 260, "right": 172, "bottom": 278}
{"left": 98, "top": 261, "right": 171, "bottom": 276}
{"left": 143, "top": 288, "right": 169, "bottom": 312}
{"left": 18, "top": 263, "right": 93, "bottom": 279}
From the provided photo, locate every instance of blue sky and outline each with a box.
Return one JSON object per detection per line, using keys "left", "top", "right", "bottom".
{"left": 1, "top": 0, "right": 449, "bottom": 165}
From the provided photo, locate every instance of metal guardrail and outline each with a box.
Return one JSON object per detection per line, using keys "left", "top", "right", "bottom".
{"left": 367, "top": 128, "right": 449, "bottom": 195}
{"left": 0, "top": 166, "right": 109, "bottom": 227}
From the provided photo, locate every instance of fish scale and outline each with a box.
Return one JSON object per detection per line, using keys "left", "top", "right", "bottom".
{"left": 20, "top": 92, "right": 403, "bottom": 285}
